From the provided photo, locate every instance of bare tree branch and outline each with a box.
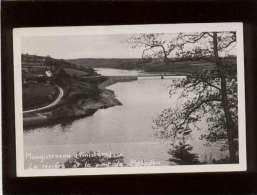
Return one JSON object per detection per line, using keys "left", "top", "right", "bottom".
{"left": 181, "top": 32, "right": 207, "bottom": 43}
{"left": 219, "top": 39, "right": 236, "bottom": 49}
{"left": 205, "top": 32, "right": 214, "bottom": 38}
{"left": 179, "top": 96, "right": 222, "bottom": 129}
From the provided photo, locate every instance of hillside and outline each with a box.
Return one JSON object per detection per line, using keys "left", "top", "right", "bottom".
{"left": 68, "top": 57, "right": 236, "bottom": 74}
{"left": 22, "top": 54, "right": 96, "bottom": 75}
{"left": 67, "top": 58, "right": 142, "bottom": 70}
{"left": 22, "top": 54, "right": 122, "bottom": 129}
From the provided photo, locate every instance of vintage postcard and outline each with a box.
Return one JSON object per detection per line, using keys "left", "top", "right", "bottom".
{"left": 13, "top": 23, "right": 246, "bottom": 177}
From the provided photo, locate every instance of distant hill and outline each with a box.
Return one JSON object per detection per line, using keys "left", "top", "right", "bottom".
{"left": 67, "top": 56, "right": 236, "bottom": 74}
{"left": 22, "top": 54, "right": 96, "bottom": 75}
{"left": 67, "top": 58, "right": 216, "bottom": 73}
{"left": 67, "top": 58, "right": 143, "bottom": 70}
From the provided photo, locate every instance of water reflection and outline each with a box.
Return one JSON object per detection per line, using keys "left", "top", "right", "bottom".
{"left": 60, "top": 122, "right": 72, "bottom": 131}
{"left": 24, "top": 68, "right": 227, "bottom": 167}
{"left": 168, "top": 144, "right": 200, "bottom": 165}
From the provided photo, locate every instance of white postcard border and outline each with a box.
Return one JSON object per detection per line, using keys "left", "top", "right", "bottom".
{"left": 13, "top": 22, "right": 246, "bottom": 177}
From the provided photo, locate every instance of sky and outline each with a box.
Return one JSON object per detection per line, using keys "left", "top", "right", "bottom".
{"left": 21, "top": 33, "right": 236, "bottom": 59}
{"left": 22, "top": 34, "right": 142, "bottom": 59}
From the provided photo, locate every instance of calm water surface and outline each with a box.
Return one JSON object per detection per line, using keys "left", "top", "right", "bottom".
{"left": 24, "top": 68, "right": 227, "bottom": 168}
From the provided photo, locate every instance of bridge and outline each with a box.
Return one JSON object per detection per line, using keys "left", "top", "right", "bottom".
{"left": 137, "top": 73, "right": 187, "bottom": 79}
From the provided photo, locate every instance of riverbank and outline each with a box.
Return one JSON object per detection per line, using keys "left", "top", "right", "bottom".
{"left": 23, "top": 76, "right": 137, "bottom": 129}
{"left": 68, "top": 57, "right": 236, "bottom": 74}
{"left": 98, "top": 76, "right": 138, "bottom": 89}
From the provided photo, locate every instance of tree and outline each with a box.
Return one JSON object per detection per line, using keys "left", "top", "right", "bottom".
{"left": 168, "top": 144, "right": 200, "bottom": 165}
{"left": 127, "top": 33, "right": 177, "bottom": 64}
{"left": 152, "top": 31, "right": 238, "bottom": 163}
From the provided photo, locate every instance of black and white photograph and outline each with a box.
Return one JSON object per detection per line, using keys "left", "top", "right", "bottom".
{"left": 13, "top": 23, "right": 246, "bottom": 177}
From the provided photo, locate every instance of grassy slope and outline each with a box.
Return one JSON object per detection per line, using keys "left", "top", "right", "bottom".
{"left": 23, "top": 54, "right": 122, "bottom": 128}
{"left": 22, "top": 54, "right": 98, "bottom": 111}
{"left": 23, "top": 83, "right": 58, "bottom": 110}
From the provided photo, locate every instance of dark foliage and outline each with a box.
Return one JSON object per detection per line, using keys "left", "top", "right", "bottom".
{"left": 64, "top": 151, "right": 126, "bottom": 168}
{"left": 168, "top": 144, "right": 200, "bottom": 165}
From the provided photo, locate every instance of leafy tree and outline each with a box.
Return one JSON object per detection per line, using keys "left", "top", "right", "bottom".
{"left": 153, "top": 31, "right": 238, "bottom": 163}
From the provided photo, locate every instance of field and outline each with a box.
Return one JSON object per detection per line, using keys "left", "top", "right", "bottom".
{"left": 23, "top": 83, "right": 58, "bottom": 110}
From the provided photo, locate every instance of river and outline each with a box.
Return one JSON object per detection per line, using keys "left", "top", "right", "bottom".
{"left": 24, "top": 68, "right": 227, "bottom": 169}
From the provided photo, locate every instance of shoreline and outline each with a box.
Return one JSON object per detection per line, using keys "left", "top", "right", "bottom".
{"left": 23, "top": 76, "right": 137, "bottom": 130}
